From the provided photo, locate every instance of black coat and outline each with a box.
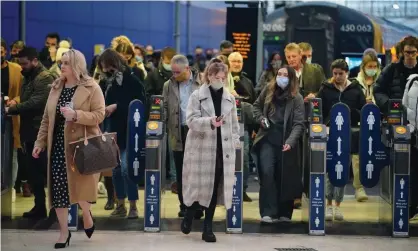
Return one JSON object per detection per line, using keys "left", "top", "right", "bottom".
{"left": 144, "top": 63, "right": 172, "bottom": 96}
{"left": 105, "top": 68, "right": 146, "bottom": 150}
{"left": 252, "top": 87, "right": 305, "bottom": 201}
{"left": 317, "top": 79, "right": 366, "bottom": 127}
{"left": 374, "top": 58, "right": 418, "bottom": 113}
{"left": 8, "top": 64, "right": 53, "bottom": 142}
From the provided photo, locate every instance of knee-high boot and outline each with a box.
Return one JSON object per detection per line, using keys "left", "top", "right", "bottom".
{"left": 202, "top": 205, "right": 216, "bottom": 242}
{"left": 104, "top": 177, "right": 115, "bottom": 210}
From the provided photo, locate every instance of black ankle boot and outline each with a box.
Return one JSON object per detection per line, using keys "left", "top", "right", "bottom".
{"left": 202, "top": 221, "right": 216, "bottom": 242}
{"left": 181, "top": 208, "right": 195, "bottom": 235}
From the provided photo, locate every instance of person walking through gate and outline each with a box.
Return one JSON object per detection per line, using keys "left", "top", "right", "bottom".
{"left": 180, "top": 61, "right": 240, "bottom": 242}
{"left": 33, "top": 49, "right": 105, "bottom": 248}
{"left": 251, "top": 65, "right": 305, "bottom": 224}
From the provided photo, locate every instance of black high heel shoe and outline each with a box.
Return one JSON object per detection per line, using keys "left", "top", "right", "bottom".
{"left": 84, "top": 211, "right": 95, "bottom": 239}
{"left": 54, "top": 231, "right": 71, "bottom": 249}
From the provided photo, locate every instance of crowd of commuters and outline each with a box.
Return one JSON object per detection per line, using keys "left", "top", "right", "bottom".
{"left": 1, "top": 32, "right": 418, "bottom": 247}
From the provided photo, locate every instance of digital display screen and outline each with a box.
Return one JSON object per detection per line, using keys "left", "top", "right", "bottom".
{"left": 345, "top": 56, "right": 382, "bottom": 70}
{"left": 149, "top": 114, "right": 161, "bottom": 120}
{"left": 226, "top": 7, "right": 258, "bottom": 84}
{"left": 153, "top": 98, "right": 161, "bottom": 105}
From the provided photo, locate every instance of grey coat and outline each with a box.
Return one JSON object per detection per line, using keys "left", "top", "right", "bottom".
{"left": 162, "top": 70, "right": 201, "bottom": 151}
{"left": 182, "top": 84, "right": 240, "bottom": 209}
{"left": 252, "top": 87, "right": 305, "bottom": 201}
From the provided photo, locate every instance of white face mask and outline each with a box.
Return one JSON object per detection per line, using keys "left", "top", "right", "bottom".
{"left": 163, "top": 63, "right": 171, "bottom": 71}
{"left": 306, "top": 57, "right": 312, "bottom": 64}
{"left": 211, "top": 80, "right": 224, "bottom": 90}
{"left": 365, "top": 69, "right": 377, "bottom": 77}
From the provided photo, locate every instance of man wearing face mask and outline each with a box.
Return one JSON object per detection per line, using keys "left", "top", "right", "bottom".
{"left": 162, "top": 54, "right": 204, "bottom": 219}
{"left": 39, "top": 32, "right": 60, "bottom": 70}
{"left": 220, "top": 40, "right": 234, "bottom": 57}
{"left": 6, "top": 47, "right": 54, "bottom": 219}
{"left": 144, "top": 47, "right": 176, "bottom": 97}
{"left": 228, "top": 52, "right": 256, "bottom": 202}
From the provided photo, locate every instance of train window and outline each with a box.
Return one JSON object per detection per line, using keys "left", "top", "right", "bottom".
{"left": 339, "top": 33, "right": 374, "bottom": 54}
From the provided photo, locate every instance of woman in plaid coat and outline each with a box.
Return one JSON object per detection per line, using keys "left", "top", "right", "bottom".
{"left": 181, "top": 60, "right": 240, "bottom": 242}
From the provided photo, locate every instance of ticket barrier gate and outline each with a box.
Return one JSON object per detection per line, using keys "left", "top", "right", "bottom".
{"left": 143, "top": 95, "right": 167, "bottom": 232}
{"left": 226, "top": 98, "right": 244, "bottom": 233}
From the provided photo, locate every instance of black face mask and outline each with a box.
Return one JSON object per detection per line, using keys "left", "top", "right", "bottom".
{"left": 1, "top": 56, "right": 5, "bottom": 65}
{"left": 21, "top": 67, "right": 34, "bottom": 77}
{"left": 206, "top": 54, "right": 213, "bottom": 60}
{"left": 104, "top": 71, "right": 115, "bottom": 78}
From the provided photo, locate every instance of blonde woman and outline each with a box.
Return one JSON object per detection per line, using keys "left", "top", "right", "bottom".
{"left": 356, "top": 52, "right": 381, "bottom": 103}
{"left": 33, "top": 49, "right": 105, "bottom": 248}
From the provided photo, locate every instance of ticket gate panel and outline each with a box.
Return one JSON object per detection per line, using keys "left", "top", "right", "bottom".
{"left": 326, "top": 103, "right": 351, "bottom": 187}
{"left": 144, "top": 95, "right": 166, "bottom": 233}
{"left": 127, "top": 100, "right": 146, "bottom": 184}
{"left": 359, "top": 104, "right": 389, "bottom": 188}
{"left": 391, "top": 125, "right": 411, "bottom": 237}
{"left": 226, "top": 98, "right": 243, "bottom": 234}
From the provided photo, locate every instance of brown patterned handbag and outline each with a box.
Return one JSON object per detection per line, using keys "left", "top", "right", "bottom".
{"left": 68, "top": 126, "right": 120, "bottom": 175}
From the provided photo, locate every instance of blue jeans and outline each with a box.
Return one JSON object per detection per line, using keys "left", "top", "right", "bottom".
{"left": 112, "top": 149, "right": 139, "bottom": 201}
{"left": 243, "top": 130, "right": 250, "bottom": 190}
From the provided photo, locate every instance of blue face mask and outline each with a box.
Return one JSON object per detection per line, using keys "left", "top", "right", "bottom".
{"left": 276, "top": 76, "right": 289, "bottom": 89}
{"left": 135, "top": 56, "right": 143, "bottom": 63}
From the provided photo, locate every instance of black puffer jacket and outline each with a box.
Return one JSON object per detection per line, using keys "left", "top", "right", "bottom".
{"left": 374, "top": 58, "right": 418, "bottom": 113}
{"left": 317, "top": 79, "right": 366, "bottom": 127}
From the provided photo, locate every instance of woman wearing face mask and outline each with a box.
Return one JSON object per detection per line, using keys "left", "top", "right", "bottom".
{"left": 255, "top": 52, "right": 282, "bottom": 96}
{"left": 181, "top": 62, "right": 239, "bottom": 242}
{"left": 252, "top": 65, "right": 305, "bottom": 223}
{"left": 317, "top": 59, "right": 366, "bottom": 220}
{"left": 133, "top": 44, "right": 148, "bottom": 77}
{"left": 355, "top": 53, "right": 381, "bottom": 104}
{"left": 97, "top": 49, "right": 146, "bottom": 219}
{"left": 115, "top": 43, "right": 146, "bottom": 82}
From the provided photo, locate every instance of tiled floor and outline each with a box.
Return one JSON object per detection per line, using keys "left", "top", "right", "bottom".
{"left": 2, "top": 230, "right": 418, "bottom": 251}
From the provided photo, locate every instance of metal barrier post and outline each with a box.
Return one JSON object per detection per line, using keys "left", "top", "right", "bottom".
{"left": 391, "top": 125, "right": 411, "bottom": 237}
{"left": 226, "top": 98, "right": 243, "bottom": 234}
{"left": 144, "top": 95, "right": 166, "bottom": 233}
{"left": 68, "top": 204, "right": 78, "bottom": 231}
{"left": 308, "top": 123, "right": 328, "bottom": 236}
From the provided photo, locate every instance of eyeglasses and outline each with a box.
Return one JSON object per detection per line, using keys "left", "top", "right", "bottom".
{"left": 404, "top": 50, "right": 417, "bottom": 55}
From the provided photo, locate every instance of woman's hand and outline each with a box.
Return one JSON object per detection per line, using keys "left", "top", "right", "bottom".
{"left": 304, "top": 93, "right": 316, "bottom": 102}
{"left": 282, "top": 144, "right": 291, "bottom": 152}
{"left": 211, "top": 116, "right": 223, "bottom": 128}
{"left": 60, "top": 107, "right": 76, "bottom": 120}
{"left": 32, "top": 146, "right": 44, "bottom": 158}
{"left": 105, "top": 104, "right": 117, "bottom": 117}
{"left": 366, "top": 97, "right": 373, "bottom": 103}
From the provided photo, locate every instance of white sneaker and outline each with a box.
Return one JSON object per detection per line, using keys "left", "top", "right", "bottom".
{"left": 278, "top": 216, "right": 291, "bottom": 223}
{"left": 334, "top": 207, "right": 344, "bottom": 221}
{"left": 261, "top": 216, "right": 278, "bottom": 223}
{"left": 325, "top": 206, "right": 333, "bottom": 221}
{"left": 97, "top": 182, "right": 107, "bottom": 198}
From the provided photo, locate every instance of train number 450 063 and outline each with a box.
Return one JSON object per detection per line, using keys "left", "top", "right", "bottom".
{"left": 340, "top": 24, "right": 372, "bottom": 33}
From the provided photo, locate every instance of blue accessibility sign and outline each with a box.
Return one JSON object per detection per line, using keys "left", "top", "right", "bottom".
{"left": 393, "top": 175, "right": 409, "bottom": 237}
{"left": 144, "top": 170, "right": 161, "bottom": 232}
{"left": 309, "top": 173, "right": 325, "bottom": 235}
{"left": 226, "top": 171, "right": 242, "bottom": 233}
{"left": 359, "top": 104, "right": 389, "bottom": 188}
{"left": 327, "top": 103, "right": 351, "bottom": 187}
{"left": 127, "top": 100, "right": 146, "bottom": 184}
{"left": 68, "top": 204, "right": 78, "bottom": 231}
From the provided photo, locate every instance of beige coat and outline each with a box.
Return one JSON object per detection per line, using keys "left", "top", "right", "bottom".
{"left": 182, "top": 84, "right": 240, "bottom": 209}
{"left": 35, "top": 78, "right": 105, "bottom": 208}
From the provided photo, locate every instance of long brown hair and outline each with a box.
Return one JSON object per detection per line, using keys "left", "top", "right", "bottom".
{"left": 265, "top": 65, "right": 299, "bottom": 111}
{"left": 115, "top": 42, "right": 136, "bottom": 67}
{"left": 202, "top": 58, "right": 224, "bottom": 83}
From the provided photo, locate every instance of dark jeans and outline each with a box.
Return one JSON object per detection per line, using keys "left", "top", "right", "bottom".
{"left": 23, "top": 141, "right": 47, "bottom": 208}
{"left": 258, "top": 140, "right": 294, "bottom": 219}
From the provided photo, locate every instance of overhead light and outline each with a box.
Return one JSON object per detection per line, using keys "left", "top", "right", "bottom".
{"left": 392, "top": 3, "right": 400, "bottom": 9}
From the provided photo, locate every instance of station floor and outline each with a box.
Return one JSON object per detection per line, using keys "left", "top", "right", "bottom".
{"left": 2, "top": 230, "right": 418, "bottom": 251}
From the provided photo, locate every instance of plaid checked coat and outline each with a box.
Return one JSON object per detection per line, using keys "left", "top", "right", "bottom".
{"left": 182, "top": 84, "right": 240, "bottom": 209}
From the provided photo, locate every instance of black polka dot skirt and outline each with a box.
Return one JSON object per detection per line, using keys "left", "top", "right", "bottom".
{"left": 50, "top": 86, "right": 77, "bottom": 209}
